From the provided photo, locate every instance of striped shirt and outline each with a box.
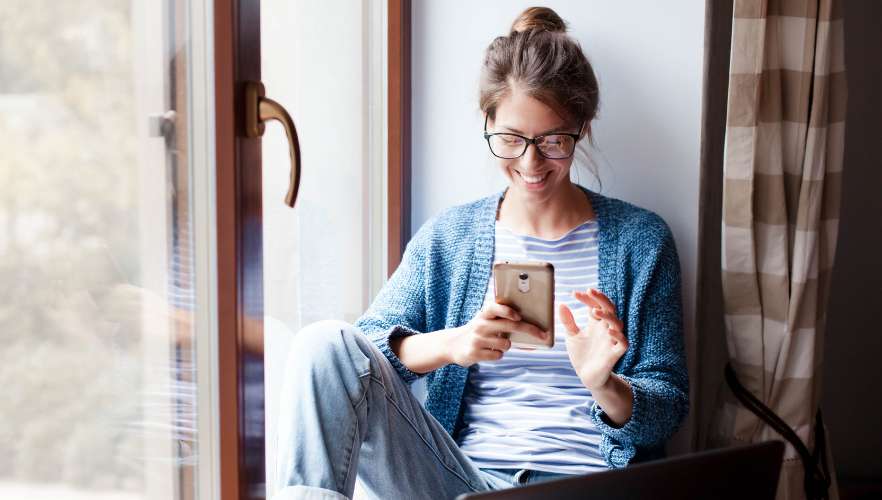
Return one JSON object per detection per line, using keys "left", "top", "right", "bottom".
{"left": 456, "top": 218, "right": 608, "bottom": 474}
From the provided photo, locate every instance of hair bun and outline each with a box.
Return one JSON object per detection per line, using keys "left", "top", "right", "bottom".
{"left": 510, "top": 6, "right": 567, "bottom": 34}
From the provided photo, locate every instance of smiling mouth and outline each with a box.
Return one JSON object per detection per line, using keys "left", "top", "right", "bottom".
{"left": 516, "top": 171, "right": 550, "bottom": 184}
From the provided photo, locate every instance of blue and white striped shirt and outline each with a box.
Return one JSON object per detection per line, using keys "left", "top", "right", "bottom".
{"left": 457, "top": 218, "right": 608, "bottom": 474}
{"left": 357, "top": 186, "right": 690, "bottom": 468}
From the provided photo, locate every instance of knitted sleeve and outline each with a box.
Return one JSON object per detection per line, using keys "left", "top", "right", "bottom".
{"left": 353, "top": 216, "right": 436, "bottom": 385}
{"left": 590, "top": 215, "right": 690, "bottom": 467}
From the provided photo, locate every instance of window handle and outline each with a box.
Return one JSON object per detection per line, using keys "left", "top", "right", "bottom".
{"left": 148, "top": 110, "right": 176, "bottom": 141}
{"left": 244, "top": 81, "right": 302, "bottom": 208}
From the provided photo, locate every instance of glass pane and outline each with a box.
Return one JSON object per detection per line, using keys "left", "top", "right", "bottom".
{"left": 261, "top": 1, "right": 387, "bottom": 497}
{"left": 0, "top": 1, "right": 207, "bottom": 498}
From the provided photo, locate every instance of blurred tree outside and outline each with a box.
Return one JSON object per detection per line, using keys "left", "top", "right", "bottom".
{"left": 0, "top": 0, "right": 171, "bottom": 495}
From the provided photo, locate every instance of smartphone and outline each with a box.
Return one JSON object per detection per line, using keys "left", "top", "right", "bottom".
{"left": 492, "top": 260, "right": 555, "bottom": 349}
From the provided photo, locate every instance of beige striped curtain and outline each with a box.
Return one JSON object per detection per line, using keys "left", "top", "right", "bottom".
{"left": 709, "top": 1, "right": 847, "bottom": 499}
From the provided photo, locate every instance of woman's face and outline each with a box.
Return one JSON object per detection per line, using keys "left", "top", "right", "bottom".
{"left": 489, "top": 90, "right": 582, "bottom": 203}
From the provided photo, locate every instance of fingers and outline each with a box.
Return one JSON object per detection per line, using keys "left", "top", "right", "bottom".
{"left": 608, "top": 331, "right": 629, "bottom": 356}
{"left": 480, "top": 317, "right": 548, "bottom": 342}
{"left": 589, "top": 288, "right": 617, "bottom": 315}
{"left": 476, "top": 348, "right": 505, "bottom": 362}
{"left": 478, "top": 332, "right": 527, "bottom": 360}
{"left": 558, "top": 303, "right": 580, "bottom": 336}
{"left": 575, "top": 289, "right": 622, "bottom": 331}
{"left": 573, "top": 288, "right": 618, "bottom": 317}
{"left": 572, "top": 289, "right": 603, "bottom": 311}
{"left": 594, "top": 313, "right": 628, "bottom": 354}
{"left": 481, "top": 335, "right": 512, "bottom": 353}
{"left": 562, "top": 299, "right": 624, "bottom": 337}
{"left": 591, "top": 307, "right": 624, "bottom": 332}
{"left": 608, "top": 328, "right": 628, "bottom": 347}
{"left": 483, "top": 301, "right": 521, "bottom": 321}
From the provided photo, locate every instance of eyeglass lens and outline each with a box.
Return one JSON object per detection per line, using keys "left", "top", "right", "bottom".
{"left": 487, "top": 134, "right": 575, "bottom": 159}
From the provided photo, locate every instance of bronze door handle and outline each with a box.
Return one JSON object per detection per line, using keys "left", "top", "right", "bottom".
{"left": 244, "top": 81, "right": 302, "bottom": 208}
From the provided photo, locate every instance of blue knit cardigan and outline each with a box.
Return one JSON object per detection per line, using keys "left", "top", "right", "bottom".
{"left": 354, "top": 185, "right": 689, "bottom": 469}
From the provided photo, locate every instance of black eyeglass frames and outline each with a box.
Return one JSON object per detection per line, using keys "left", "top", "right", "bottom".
{"left": 482, "top": 114, "right": 584, "bottom": 160}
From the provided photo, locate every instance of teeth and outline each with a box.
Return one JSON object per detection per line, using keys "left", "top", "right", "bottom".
{"left": 519, "top": 172, "right": 548, "bottom": 184}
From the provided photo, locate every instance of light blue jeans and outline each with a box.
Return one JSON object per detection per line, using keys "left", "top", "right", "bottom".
{"left": 273, "top": 320, "right": 575, "bottom": 500}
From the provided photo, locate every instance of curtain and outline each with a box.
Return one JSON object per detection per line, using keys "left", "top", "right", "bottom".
{"left": 710, "top": 1, "right": 847, "bottom": 499}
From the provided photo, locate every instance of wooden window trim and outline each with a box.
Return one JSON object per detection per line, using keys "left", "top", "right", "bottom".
{"left": 388, "top": 0, "right": 412, "bottom": 275}
{"left": 213, "top": 0, "right": 239, "bottom": 497}
{"left": 214, "top": 1, "right": 413, "bottom": 498}
{"left": 215, "top": 0, "right": 264, "bottom": 498}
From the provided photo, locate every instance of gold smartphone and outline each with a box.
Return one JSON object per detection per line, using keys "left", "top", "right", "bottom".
{"left": 492, "top": 261, "right": 555, "bottom": 349}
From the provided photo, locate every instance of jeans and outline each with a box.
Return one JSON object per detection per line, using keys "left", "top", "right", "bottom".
{"left": 273, "top": 320, "right": 575, "bottom": 500}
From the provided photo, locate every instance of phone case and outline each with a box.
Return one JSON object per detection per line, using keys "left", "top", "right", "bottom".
{"left": 493, "top": 261, "right": 555, "bottom": 349}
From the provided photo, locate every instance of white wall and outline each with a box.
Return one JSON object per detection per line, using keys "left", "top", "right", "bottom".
{"left": 411, "top": 0, "right": 706, "bottom": 454}
{"left": 261, "top": 2, "right": 386, "bottom": 497}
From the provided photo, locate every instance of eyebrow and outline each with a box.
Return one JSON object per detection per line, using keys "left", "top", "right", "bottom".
{"left": 500, "top": 124, "right": 571, "bottom": 135}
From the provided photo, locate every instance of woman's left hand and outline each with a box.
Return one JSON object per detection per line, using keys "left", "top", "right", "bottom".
{"left": 559, "top": 288, "right": 629, "bottom": 392}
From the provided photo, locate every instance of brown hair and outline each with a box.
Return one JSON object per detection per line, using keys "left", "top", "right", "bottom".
{"left": 479, "top": 7, "right": 599, "bottom": 137}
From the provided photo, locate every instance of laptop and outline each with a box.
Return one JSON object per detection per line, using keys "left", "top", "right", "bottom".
{"left": 456, "top": 440, "right": 785, "bottom": 500}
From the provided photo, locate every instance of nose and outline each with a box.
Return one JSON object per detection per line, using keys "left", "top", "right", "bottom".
{"left": 519, "top": 141, "right": 544, "bottom": 169}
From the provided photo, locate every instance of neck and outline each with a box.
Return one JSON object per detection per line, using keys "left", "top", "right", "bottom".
{"left": 497, "top": 181, "right": 595, "bottom": 239}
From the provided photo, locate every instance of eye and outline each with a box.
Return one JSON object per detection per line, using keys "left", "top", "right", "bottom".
{"left": 541, "top": 135, "right": 565, "bottom": 145}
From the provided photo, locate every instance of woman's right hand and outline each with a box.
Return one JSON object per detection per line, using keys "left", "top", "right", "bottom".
{"left": 445, "top": 302, "right": 549, "bottom": 368}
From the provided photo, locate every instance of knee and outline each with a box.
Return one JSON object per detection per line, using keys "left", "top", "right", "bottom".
{"left": 287, "top": 320, "right": 370, "bottom": 377}
{"left": 296, "top": 319, "right": 353, "bottom": 342}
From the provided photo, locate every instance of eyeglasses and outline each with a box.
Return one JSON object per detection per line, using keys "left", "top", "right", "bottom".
{"left": 483, "top": 114, "right": 583, "bottom": 160}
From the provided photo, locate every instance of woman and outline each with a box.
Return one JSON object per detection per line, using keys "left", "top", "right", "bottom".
{"left": 275, "top": 7, "right": 688, "bottom": 500}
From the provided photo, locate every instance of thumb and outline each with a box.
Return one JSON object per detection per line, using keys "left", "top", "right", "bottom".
{"left": 558, "top": 303, "right": 580, "bottom": 336}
